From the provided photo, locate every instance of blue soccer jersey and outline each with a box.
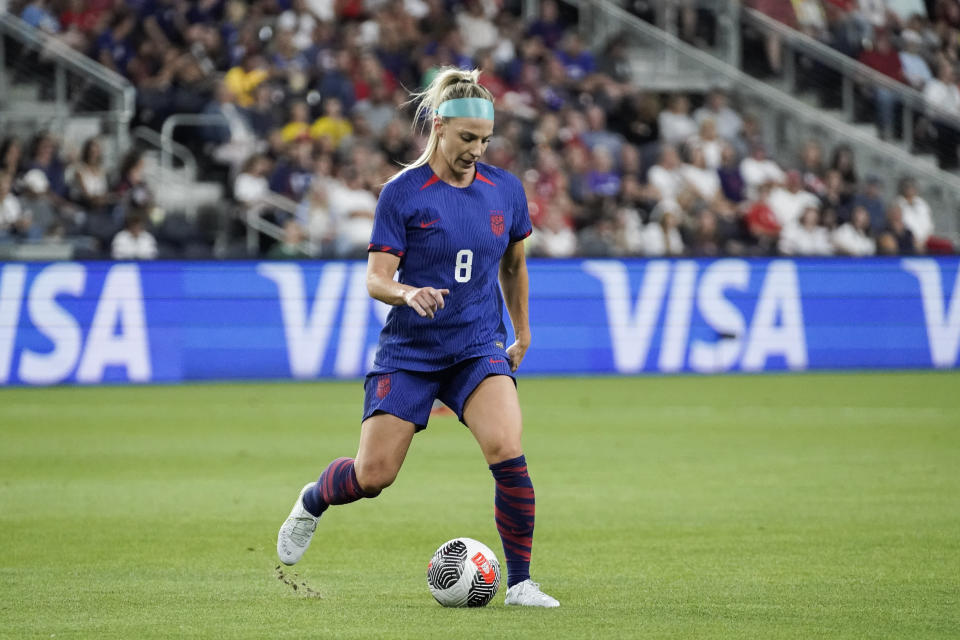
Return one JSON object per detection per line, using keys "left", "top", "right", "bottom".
{"left": 368, "top": 162, "right": 532, "bottom": 371}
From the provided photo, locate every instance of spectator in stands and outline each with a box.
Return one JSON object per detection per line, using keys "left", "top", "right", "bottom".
{"left": 224, "top": 54, "right": 271, "bottom": 109}
{"left": 879, "top": 202, "right": 918, "bottom": 254}
{"left": 688, "top": 206, "right": 723, "bottom": 256}
{"left": 819, "top": 168, "right": 851, "bottom": 220}
{"left": 20, "top": 0, "right": 60, "bottom": 35}
{"left": 267, "top": 218, "right": 310, "bottom": 259}
{"left": 769, "top": 169, "right": 821, "bottom": 226}
{"left": 898, "top": 29, "right": 933, "bottom": 90}
{"left": 581, "top": 105, "right": 624, "bottom": 157}
{"left": 203, "top": 80, "right": 261, "bottom": 176}
{"left": 0, "top": 171, "right": 25, "bottom": 240}
{"left": 744, "top": 182, "right": 782, "bottom": 252}
{"left": 586, "top": 147, "right": 621, "bottom": 199}
{"left": 18, "top": 169, "right": 59, "bottom": 239}
{"left": 234, "top": 154, "right": 272, "bottom": 208}
{"left": 530, "top": 202, "right": 578, "bottom": 258}
{"left": 658, "top": 95, "right": 698, "bottom": 147}
{"left": 115, "top": 150, "right": 159, "bottom": 224}
{"left": 526, "top": 0, "right": 566, "bottom": 50}
{"left": 688, "top": 118, "right": 725, "bottom": 169}
{"left": 694, "top": 89, "right": 744, "bottom": 142}
{"left": 832, "top": 204, "right": 876, "bottom": 255}
{"left": 922, "top": 59, "right": 960, "bottom": 168}
{"left": 111, "top": 212, "right": 158, "bottom": 260}
{"left": 353, "top": 83, "right": 397, "bottom": 139}
{"left": 717, "top": 144, "right": 746, "bottom": 203}
{"left": 681, "top": 144, "right": 726, "bottom": 207}
{"left": 829, "top": 144, "right": 859, "bottom": 195}
{"left": 798, "top": 140, "right": 827, "bottom": 196}
{"left": 310, "top": 97, "right": 353, "bottom": 149}
{"left": 555, "top": 32, "right": 596, "bottom": 82}
{"left": 740, "top": 144, "right": 785, "bottom": 199}
{"left": 456, "top": 0, "right": 499, "bottom": 57}
{"left": 847, "top": 175, "right": 887, "bottom": 227}
{"left": 281, "top": 101, "right": 312, "bottom": 144}
{"left": 0, "top": 137, "right": 23, "bottom": 180}
{"left": 328, "top": 165, "right": 376, "bottom": 258}
{"left": 779, "top": 205, "right": 834, "bottom": 255}
{"left": 647, "top": 145, "right": 687, "bottom": 203}
{"left": 94, "top": 9, "right": 136, "bottom": 75}
{"left": 895, "top": 177, "right": 934, "bottom": 248}
{"left": 858, "top": 30, "right": 906, "bottom": 138}
{"left": 67, "top": 137, "right": 111, "bottom": 214}
{"left": 642, "top": 199, "right": 685, "bottom": 256}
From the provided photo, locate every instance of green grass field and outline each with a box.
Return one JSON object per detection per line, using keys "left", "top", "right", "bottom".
{"left": 2, "top": 372, "right": 959, "bottom": 639}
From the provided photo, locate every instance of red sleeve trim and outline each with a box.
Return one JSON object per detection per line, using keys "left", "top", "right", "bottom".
{"left": 367, "top": 243, "right": 405, "bottom": 257}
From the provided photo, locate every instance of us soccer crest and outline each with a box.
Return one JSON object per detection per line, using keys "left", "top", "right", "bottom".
{"left": 376, "top": 375, "right": 391, "bottom": 399}
{"left": 490, "top": 213, "right": 505, "bottom": 236}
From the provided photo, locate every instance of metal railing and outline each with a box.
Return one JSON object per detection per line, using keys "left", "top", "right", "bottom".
{"left": 0, "top": 12, "right": 134, "bottom": 150}
{"left": 741, "top": 7, "right": 960, "bottom": 152}
{"left": 566, "top": 0, "right": 960, "bottom": 239}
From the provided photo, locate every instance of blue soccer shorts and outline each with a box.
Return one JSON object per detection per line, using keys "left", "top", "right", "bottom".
{"left": 362, "top": 355, "right": 515, "bottom": 431}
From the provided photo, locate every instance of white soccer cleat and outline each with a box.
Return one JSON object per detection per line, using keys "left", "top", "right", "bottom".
{"left": 504, "top": 579, "right": 560, "bottom": 608}
{"left": 277, "top": 483, "right": 319, "bottom": 566}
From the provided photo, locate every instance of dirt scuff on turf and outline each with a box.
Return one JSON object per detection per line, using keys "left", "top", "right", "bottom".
{"left": 275, "top": 565, "right": 322, "bottom": 599}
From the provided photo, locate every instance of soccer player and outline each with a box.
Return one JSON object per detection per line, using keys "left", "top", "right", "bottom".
{"left": 276, "top": 68, "right": 559, "bottom": 608}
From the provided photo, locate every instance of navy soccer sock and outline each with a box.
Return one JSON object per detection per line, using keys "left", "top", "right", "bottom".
{"left": 302, "top": 457, "right": 375, "bottom": 517}
{"left": 490, "top": 455, "right": 536, "bottom": 587}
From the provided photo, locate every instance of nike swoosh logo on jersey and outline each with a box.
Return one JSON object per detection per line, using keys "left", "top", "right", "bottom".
{"left": 488, "top": 358, "right": 506, "bottom": 364}
{"left": 420, "top": 219, "right": 440, "bottom": 228}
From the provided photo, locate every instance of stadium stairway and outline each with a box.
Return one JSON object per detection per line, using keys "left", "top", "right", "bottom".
{"left": 570, "top": 0, "right": 960, "bottom": 241}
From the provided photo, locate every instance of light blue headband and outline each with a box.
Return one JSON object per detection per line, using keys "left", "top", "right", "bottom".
{"left": 436, "top": 97, "right": 495, "bottom": 120}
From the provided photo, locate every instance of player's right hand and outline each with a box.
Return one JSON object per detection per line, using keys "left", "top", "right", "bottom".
{"left": 402, "top": 287, "right": 449, "bottom": 319}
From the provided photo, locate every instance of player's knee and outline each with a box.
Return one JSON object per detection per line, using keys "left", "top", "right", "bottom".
{"left": 354, "top": 460, "right": 397, "bottom": 495}
{"left": 485, "top": 439, "right": 523, "bottom": 465}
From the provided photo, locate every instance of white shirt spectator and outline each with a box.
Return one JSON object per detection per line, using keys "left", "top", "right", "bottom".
{"left": 767, "top": 187, "right": 820, "bottom": 226}
{"left": 886, "top": 0, "right": 927, "bottom": 22}
{"left": 681, "top": 163, "right": 721, "bottom": 201}
{"left": 688, "top": 136, "right": 724, "bottom": 169}
{"left": 859, "top": 0, "right": 887, "bottom": 28}
{"left": 456, "top": 8, "right": 499, "bottom": 56}
{"left": 923, "top": 78, "right": 960, "bottom": 116}
{"left": 832, "top": 223, "right": 876, "bottom": 256}
{"left": 658, "top": 110, "right": 699, "bottom": 147}
{"left": 278, "top": 9, "right": 318, "bottom": 52}
{"left": 234, "top": 172, "right": 269, "bottom": 204}
{"left": 694, "top": 107, "right": 743, "bottom": 141}
{"left": 1, "top": 191, "right": 23, "bottom": 231}
{"left": 532, "top": 226, "right": 577, "bottom": 258}
{"left": 896, "top": 194, "right": 934, "bottom": 245}
{"left": 900, "top": 50, "right": 932, "bottom": 89}
{"left": 740, "top": 156, "right": 786, "bottom": 199}
{"left": 642, "top": 222, "right": 684, "bottom": 256}
{"left": 647, "top": 165, "right": 686, "bottom": 202}
{"left": 305, "top": 0, "right": 335, "bottom": 22}
{"left": 779, "top": 222, "right": 833, "bottom": 255}
{"left": 112, "top": 229, "right": 158, "bottom": 260}
{"left": 328, "top": 179, "right": 377, "bottom": 254}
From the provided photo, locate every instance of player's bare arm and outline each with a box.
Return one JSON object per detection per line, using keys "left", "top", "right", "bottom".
{"left": 366, "top": 250, "right": 449, "bottom": 319}
{"left": 499, "top": 240, "right": 531, "bottom": 372}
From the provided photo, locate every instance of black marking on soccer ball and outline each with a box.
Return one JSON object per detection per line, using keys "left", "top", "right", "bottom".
{"left": 466, "top": 568, "right": 500, "bottom": 607}
{"left": 428, "top": 539, "right": 467, "bottom": 591}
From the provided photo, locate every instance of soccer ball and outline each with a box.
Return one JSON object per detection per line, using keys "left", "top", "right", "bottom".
{"left": 426, "top": 537, "right": 501, "bottom": 607}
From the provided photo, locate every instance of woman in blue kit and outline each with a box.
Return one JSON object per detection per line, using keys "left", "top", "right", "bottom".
{"left": 276, "top": 68, "right": 559, "bottom": 607}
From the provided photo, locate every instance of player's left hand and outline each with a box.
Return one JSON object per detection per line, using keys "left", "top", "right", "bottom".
{"left": 505, "top": 337, "right": 530, "bottom": 373}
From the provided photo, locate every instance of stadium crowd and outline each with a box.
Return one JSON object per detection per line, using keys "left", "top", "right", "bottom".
{"left": 744, "top": 0, "right": 960, "bottom": 167}
{"left": 0, "top": 0, "right": 953, "bottom": 258}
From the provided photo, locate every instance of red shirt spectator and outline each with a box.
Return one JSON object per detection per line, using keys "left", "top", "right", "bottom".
{"left": 858, "top": 33, "right": 907, "bottom": 84}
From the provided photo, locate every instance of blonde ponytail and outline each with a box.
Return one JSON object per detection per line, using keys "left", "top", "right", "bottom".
{"left": 388, "top": 67, "right": 494, "bottom": 181}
